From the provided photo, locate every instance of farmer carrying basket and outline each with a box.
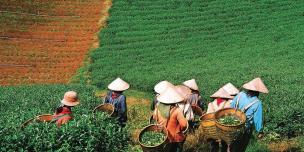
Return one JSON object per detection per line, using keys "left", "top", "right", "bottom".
{"left": 228, "top": 77, "right": 269, "bottom": 152}
{"left": 151, "top": 86, "right": 188, "bottom": 152}
{"left": 205, "top": 84, "right": 239, "bottom": 151}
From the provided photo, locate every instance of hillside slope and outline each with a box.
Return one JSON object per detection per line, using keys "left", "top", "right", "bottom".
{"left": 89, "top": 0, "right": 304, "bottom": 136}
{"left": 0, "top": 0, "right": 106, "bottom": 85}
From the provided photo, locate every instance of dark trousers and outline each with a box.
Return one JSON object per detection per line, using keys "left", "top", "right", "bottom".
{"left": 230, "top": 129, "right": 253, "bottom": 152}
{"left": 210, "top": 140, "right": 228, "bottom": 152}
{"left": 168, "top": 142, "right": 184, "bottom": 152}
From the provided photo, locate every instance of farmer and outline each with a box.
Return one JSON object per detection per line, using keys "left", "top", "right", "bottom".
{"left": 230, "top": 77, "right": 269, "bottom": 152}
{"left": 206, "top": 87, "right": 233, "bottom": 152}
{"left": 175, "top": 85, "right": 194, "bottom": 121}
{"left": 104, "top": 77, "right": 130, "bottom": 127}
{"left": 222, "top": 83, "right": 240, "bottom": 101}
{"left": 153, "top": 86, "right": 188, "bottom": 152}
{"left": 52, "top": 91, "right": 79, "bottom": 127}
{"left": 151, "top": 80, "right": 174, "bottom": 111}
{"left": 182, "top": 79, "right": 205, "bottom": 109}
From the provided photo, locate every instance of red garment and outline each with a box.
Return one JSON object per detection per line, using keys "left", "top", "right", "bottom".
{"left": 216, "top": 98, "right": 224, "bottom": 106}
{"left": 53, "top": 107, "right": 73, "bottom": 127}
{"left": 154, "top": 107, "right": 188, "bottom": 142}
{"left": 111, "top": 92, "right": 118, "bottom": 99}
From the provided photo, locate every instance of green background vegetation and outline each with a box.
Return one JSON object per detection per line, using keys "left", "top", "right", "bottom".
{"left": 1, "top": 0, "right": 304, "bottom": 151}
{"left": 0, "top": 85, "right": 129, "bottom": 151}
{"left": 88, "top": 0, "right": 304, "bottom": 137}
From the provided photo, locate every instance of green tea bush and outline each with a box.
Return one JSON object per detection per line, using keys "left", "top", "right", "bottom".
{"left": 0, "top": 85, "right": 129, "bottom": 151}
{"left": 1, "top": 113, "right": 128, "bottom": 152}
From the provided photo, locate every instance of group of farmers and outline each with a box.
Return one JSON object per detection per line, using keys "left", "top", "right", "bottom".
{"left": 52, "top": 77, "right": 268, "bottom": 152}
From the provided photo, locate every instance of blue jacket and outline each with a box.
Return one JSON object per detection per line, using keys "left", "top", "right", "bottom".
{"left": 230, "top": 91, "right": 263, "bottom": 132}
{"left": 104, "top": 91, "right": 127, "bottom": 125}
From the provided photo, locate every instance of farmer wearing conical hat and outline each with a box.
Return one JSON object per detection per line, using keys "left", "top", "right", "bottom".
{"left": 104, "top": 77, "right": 130, "bottom": 127}
{"left": 206, "top": 87, "right": 234, "bottom": 152}
{"left": 183, "top": 79, "right": 205, "bottom": 109}
{"left": 153, "top": 86, "right": 188, "bottom": 152}
{"left": 229, "top": 77, "right": 269, "bottom": 152}
{"left": 222, "top": 83, "right": 240, "bottom": 101}
{"left": 175, "top": 85, "right": 194, "bottom": 121}
{"left": 52, "top": 91, "right": 80, "bottom": 127}
{"left": 151, "top": 80, "right": 174, "bottom": 111}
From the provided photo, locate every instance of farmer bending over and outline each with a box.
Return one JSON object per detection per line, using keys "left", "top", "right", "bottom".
{"left": 104, "top": 77, "right": 129, "bottom": 127}
{"left": 183, "top": 79, "right": 205, "bottom": 109}
{"left": 52, "top": 91, "right": 79, "bottom": 127}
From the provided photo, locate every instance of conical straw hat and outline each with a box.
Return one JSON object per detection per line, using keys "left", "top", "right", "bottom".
{"left": 154, "top": 80, "right": 174, "bottom": 94}
{"left": 61, "top": 91, "right": 80, "bottom": 106}
{"left": 183, "top": 79, "right": 199, "bottom": 91}
{"left": 157, "top": 86, "right": 184, "bottom": 104}
{"left": 222, "top": 83, "right": 239, "bottom": 96}
{"left": 108, "top": 77, "right": 130, "bottom": 91}
{"left": 175, "top": 85, "right": 191, "bottom": 99}
{"left": 210, "top": 88, "right": 233, "bottom": 99}
{"left": 243, "top": 77, "right": 269, "bottom": 93}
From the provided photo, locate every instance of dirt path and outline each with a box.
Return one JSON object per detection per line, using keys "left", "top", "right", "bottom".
{"left": 0, "top": 0, "right": 111, "bottom": 85}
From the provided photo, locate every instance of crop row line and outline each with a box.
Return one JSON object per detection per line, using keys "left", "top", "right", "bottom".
{"left": 0, "top": 10, "right": 81, "bottom": 17}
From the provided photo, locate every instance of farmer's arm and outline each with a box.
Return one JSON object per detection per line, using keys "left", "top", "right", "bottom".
{"left": 176, "top": 109, "right": 188, "bottom": 131}
{"left": 118, "top": 96, "right": 127, "bottom": 121}
{"left": 254, "top": 102, "right": 263, "bottom": 133}
{"left": 230, "top": 94, "right": 239, "bottom": 108}
{"left": 104, "top": 92, "right": 111, "bottom": 103}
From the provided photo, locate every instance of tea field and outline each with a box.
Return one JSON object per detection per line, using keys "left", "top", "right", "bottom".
{"left": 85, "top": 0, "right": 304, "bottom": 138}
{"left": 0, "top": 85, "right": 129, "bottom": 151}
{"left": 1, "top": 0, "right": 304, "bottom": 151}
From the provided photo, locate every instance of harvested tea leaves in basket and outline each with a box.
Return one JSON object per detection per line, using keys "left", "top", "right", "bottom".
{"left": 140, "top": 131, "right": 166, "bottom": 146}
{"left": 218, "top": 115, "right": 241, "bottom": 125}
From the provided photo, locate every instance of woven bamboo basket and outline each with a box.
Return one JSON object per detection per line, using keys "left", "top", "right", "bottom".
{"left": 198, "top": 113, "right": 218, "bottom": 141}
{"left": 20, "top": 114, "right": 53, "bottom": 128}
{"left": 93, "top": 103, "right": 115, "bottom": 116}
{"left": 214, "top": 108, "right": 246, "bottom": 144}
{"left": 149, "top": 115, "right": 156, "bottom": 124}
{"left": 191, "top": 105, "right": 204, "bottom": 122}
{"left": 138, "top": 124, "right": 169, "bottom": 152}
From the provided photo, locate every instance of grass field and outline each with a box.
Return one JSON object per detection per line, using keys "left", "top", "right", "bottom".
{"left": 86, "top": 0, "right": 304, "bottom": 137}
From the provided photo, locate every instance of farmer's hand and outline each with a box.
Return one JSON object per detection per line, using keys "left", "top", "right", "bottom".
{"left": 257, "top": 132, "right": 264, "bottom": 139}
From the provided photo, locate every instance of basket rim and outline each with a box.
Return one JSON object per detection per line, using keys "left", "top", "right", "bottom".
{"left": 20, "top": 113, "right": 53, "bottom": 128}
{"left": 199, "top": 113, "right": 215, "bottom": 121}
{"left": 214, "top": 108, "right": 246, "bottom": 127}
{"left": 93, "top": 103, "right": 115, "bottom": 115}
{"left": 138, "top": 124, "right": 168, "bottom": 148}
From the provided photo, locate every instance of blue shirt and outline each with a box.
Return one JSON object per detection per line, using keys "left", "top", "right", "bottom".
{"left": 230, "top": 91, "right": 263, "bottom": 132}
{"left": 104, "top": 91, "right": 127, "bottom": 125}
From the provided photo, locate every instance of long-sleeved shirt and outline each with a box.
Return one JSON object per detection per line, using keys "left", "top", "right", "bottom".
{"left": 187, "top": 92, "right": 205, "bottom": 109}
{"left": 178, "top": 102, "right": 194, "bottom": 121}
{"left": 230, "top": 91, "right": 263, "bottom": 132}
{"left": 104, "top": 91, "right": 127, "bottom": 126}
